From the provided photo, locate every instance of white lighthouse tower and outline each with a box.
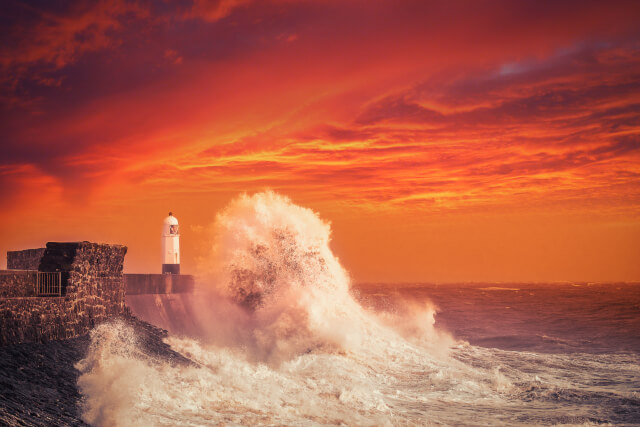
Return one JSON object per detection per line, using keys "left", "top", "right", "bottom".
{"left": 162, "top": 212, "right": 180, "bottom": 274}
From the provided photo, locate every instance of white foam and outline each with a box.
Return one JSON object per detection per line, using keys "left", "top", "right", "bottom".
{"left": 76, "top": 191, "right": 532, "bottom": 426}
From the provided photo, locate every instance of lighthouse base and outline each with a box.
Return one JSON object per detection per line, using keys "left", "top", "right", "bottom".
{"left": 162, "top": 264, "right": 180, "bottom": 275}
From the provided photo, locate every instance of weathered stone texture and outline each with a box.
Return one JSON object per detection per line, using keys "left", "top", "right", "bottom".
{"left": 0, "top": 297, "right": 78, "bottom": 346}
{"left": 0, "top": 242, "right": 127, "bottom": 346}
{"left": 0, "top": 270, "right": 36, "bottom": 298}
{"left": 68, "top": 242, "right": 127, "bottom": 317}
{"left": 125, "top": 274, "right": 195, "bottom": 295}
{"left": 7, "top": 248, "right": 45, "bottom": 270}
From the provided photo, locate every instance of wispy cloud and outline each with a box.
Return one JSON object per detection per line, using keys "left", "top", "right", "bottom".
{"left": 1, "top": 0, "right": 639, "bottom": 280}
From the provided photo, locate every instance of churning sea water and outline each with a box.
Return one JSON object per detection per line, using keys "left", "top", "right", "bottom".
{"left": 76, "top": 193, "right": 640, "bottom": 426}
{"left": 355, "top": 282, "right": 640, "bottom": 425}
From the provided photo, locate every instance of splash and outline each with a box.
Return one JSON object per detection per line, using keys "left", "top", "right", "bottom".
{"left": 75, "top": 322, "right": 161, "bottom": 426}
{"left": 197, "top": 191, "right": 452, "bottom": 362}
{"left": 77, "top": 191, "right": 480, "bottom": 426}
{"left": 205, "top": 191, "right": 346, "bottom": 310}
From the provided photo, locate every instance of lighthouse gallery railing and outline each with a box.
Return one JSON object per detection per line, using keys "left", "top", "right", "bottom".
{"left": 36, "top": 272, "right": 62, "bottom": 296}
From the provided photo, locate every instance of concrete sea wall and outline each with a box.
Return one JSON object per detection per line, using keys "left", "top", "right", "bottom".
{"left": 124, "top": 274, "right": 195, "bottom": 294}
{"left": 125, "top": 293, "right": 200, "bottom": 335}
{"left": 123, "top": 274, "right": 198, "bottom": 335}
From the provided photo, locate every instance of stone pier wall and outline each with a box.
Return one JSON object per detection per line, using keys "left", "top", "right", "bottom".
{"left": 0, "top": 242, "right": 127, "bottom": 346}
{"left": 0, "top": 297, "right": 79, "bottom": 346}
{"left": 7, "top": 248, "right": 46, "bottom": 270}
{"left": 0, "top": 270, "right": 36, "bottom": 298}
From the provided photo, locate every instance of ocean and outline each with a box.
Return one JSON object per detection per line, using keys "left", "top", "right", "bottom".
{"left": 76, "top": 193, "right": 640, "bottom": 426}
{"left": 355, "top": 282, "right": 640, "bottom": 425}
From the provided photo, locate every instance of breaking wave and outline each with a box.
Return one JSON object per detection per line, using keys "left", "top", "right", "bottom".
{"left": 197, "top": 191, "right": 453, "bottom": 363}
{"left": 76, "top": 192, "right": 639, "bottom": 425}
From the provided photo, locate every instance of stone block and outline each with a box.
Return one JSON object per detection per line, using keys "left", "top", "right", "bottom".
{"left": 6, "top": 248, "right": 46, "bottom": 270}
{"left": 0, "top": 241, "right": 128, "bottom": 346}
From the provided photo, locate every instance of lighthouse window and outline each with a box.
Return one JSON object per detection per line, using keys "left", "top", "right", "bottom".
{"left": 170, "top": 225, "right": 179, "bottom": 234}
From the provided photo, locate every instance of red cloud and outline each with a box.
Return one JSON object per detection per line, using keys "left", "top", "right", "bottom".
{"left": 1, "top": 0, "right": 640, "bottom": 280}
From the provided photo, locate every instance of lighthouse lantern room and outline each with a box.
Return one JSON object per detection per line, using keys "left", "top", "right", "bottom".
{"left": 162, "top": 212, "right": 180, "bottom": 274}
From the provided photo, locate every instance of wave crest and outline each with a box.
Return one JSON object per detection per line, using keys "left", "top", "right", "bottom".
{"left": 196, "top": 191, "right": 452, "bottom": 363}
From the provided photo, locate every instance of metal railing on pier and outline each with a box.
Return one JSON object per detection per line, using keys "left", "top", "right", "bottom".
{"left": 36, "top": 272, "right": 62, "bottom": 296}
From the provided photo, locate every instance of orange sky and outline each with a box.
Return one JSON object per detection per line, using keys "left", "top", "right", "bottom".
{"left": 1, "top": 0, "right": 639, "bottom": 282}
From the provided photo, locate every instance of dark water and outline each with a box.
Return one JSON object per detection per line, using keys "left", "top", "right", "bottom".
{"left": 356, "top": 282, "right": 640, "bottom": 355}
{"left": 354, "top": 282, "right": 640, "bottom": 425}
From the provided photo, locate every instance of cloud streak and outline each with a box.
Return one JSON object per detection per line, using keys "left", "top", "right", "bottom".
{"left": 1, "top": 0, "right": 639, "bottom": 280}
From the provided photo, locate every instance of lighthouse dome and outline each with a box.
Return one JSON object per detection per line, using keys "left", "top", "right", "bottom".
{"left": 163, "top": 213, "right": 179, "bottom": 225}
{"left": 162, "top": 212, "right": 179, "bottom": 236}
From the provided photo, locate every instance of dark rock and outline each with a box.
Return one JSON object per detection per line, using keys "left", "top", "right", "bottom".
{"left": 0, "top": 316, "right": 194, "bottom": 426}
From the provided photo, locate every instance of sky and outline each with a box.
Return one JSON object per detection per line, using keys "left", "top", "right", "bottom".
{"left": 1, "top": 0, "right": 639, "bottom": 282}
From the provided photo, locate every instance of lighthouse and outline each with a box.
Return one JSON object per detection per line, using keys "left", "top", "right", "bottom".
{"left": 162, "top": 212, "right": 180, "bottom": 274}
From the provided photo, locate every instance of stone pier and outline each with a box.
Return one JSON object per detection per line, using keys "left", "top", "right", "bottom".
{"left": 0, "top": 242, "right": 127, "bottom": 346}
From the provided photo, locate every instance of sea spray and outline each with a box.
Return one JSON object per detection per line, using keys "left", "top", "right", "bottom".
{"left": 197, "top": 191, "right": 453, "bottom": 363}
{"left": 76, "top": 321, "right": 164, "bottom": 426}
{"left": 76, "top": 191, "right": 520, "bottom": 426}
{"left": 77, "top": 319, "right": 400, "bottom": 426}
